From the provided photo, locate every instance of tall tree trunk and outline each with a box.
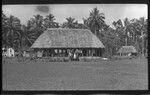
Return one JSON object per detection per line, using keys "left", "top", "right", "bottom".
{"left": 95, "top": 29, "right": 96, "bottom": 35}
{"left": 146, "top": 39, "right": 147, "bottom": 56}
{"left": 125, "top": 37, "right": 128, "bottom": 46}
{"left": 141, "top": 31, "right": 144, "bottom": 56}
{"left": 110, "top": 47, "right": 112, "bottom": 57}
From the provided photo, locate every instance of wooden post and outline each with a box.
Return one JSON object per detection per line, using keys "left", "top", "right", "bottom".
{"left": 99, "top": 49, "right": 101, "bottom": 57}
{"left": 97, "top": 49, "right": 99, "bottom": 57}
{"left": 95, "top": 49, "right": 96, "bottom": 57}
{"left": 125, "top": 37, "right": 128, "bottom": 46}
{"left": 142, "top": 31, "right": 144, "bottom": 56}
{"left": 83, "top": 49, "right": 84, "bottom": 57}
{"left": 91, "top": 49, "right": 93, "bottom": 57}
{"left": 93, "top": 49, "right": 94, "bottom": 57}
{"left": 89, "top": 49, "right": 90, "bottom": 56}
{"left": 86, "top": 49, "right": 88, "bottom": 56}
{"left": 98, "top": 49, "right": 99, "bottom": 57}
{"left": 81, "top": 49, "right": 82, "bottom": 56}
{"left": 88, "top": 49, "right": 89, "bottom": 56}
{"left": 52, "top": 49, "right": 54, "bottom": 57}
{"left": 85, "top": 49, "right": 87, "bottom": 56}
{"left": 83, "top": 49, "right": 85, "bottom": 56}
{"left": 96, "top": 49, "right": 98, "bottom": 57}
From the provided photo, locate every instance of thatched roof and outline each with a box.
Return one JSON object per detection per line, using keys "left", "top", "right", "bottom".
{"left": 117, "top": 46, "right": 137, "bottom": 53}
{"left": 31, "top": 28, "right": 105, "bottom": 48}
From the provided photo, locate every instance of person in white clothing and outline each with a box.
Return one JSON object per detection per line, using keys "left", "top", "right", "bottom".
{"left": 73, "top": 53, "right": 77, "bottom": 59}
{"left": 7, "top": 48, "right": 15, "bottom": 57}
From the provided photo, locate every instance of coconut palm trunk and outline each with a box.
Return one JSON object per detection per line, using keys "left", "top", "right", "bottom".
{"left": 95, "top": 29, "right": 96, "bottom": 35}
{"left": 125, "top": 37, "right": 128, "bottom": 46}
{"left": 141, "top": 31, "right": 144, "bottom": 56}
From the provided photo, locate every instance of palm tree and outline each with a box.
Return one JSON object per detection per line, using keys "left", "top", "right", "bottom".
{"left": 43, "top": 14, "right": 59, "bottom": 28}
{"left": 113, "top": 18, "right": 134, "bottom": 46}
{"left": 30, "top": 14, "right": 44, "bottom": 37}
{"left": 86, "top": 7, "right": 106, "bottom": 35}
{"left": 61, "top": 17, "right": 78, "bottom": 28}
{"left": 123, "top": 18, "right": 131, "bottom": 46}
{"left": 83, "top": 18, "right": 90, "bottom": 29}
{"left": 138, "top": 17, "right": 147, "bottom": 56}
{"left": 112, "top": 19, "right": 126, "bottom": 46}
{"left": 144, "top": 19, "right": 148, "bottom": 56}
{"left": 101, "top": 27, "right": 124, "bottom": 56}
{"left": 33, "top": 14, "right": 43, "bottom": 27}
{"left": 138, "top": 17, "right": 144, "bottom": 55}
{"left": 113, "top": 19, "right": 123, "bottom": 36}
{"left": 2, "top": 15, "right": 21, "bottom": 48}
{"left": 2, "top": 12, "right": 8, "bottom": 47}
{"left": 129, "top": 17, "right": 147, "bottom": 54}
{"left": 19, "top": 25, "right": 37, "bottom": 48}
{"left": 75, "top": 23, "right": 88, "bottom": 29}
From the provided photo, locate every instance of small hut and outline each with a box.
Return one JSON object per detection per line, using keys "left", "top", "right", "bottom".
{"left": 21, "top": 47, "right": 34, "bottom": 57}
{"left": 117, "top": 46, "right": 138, "bottom": 56}
{"left": 31, "top": 28, "right": 105, "bottom": 57}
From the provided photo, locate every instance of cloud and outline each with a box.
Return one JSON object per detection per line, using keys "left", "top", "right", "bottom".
{"left": 35, "top": 5, "right": 50, "bottom": 13}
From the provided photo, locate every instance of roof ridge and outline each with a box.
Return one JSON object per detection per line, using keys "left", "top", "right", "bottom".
{"left": 47, "top": 28, "right": 90, "bottom": 31}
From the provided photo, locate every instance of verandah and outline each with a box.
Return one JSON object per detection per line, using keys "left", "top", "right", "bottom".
{"left": 34, "top": 48, "right": 104, "bottom": 57}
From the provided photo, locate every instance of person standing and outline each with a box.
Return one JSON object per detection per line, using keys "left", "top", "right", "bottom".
{"left": 73, "top": 50, "right": 79, "bottom": 61}
{"left": 7, "top": 47, "right": 15, "bottom": 57}
{"left": 68, "top": 50, "right": 72, "bottom": 60}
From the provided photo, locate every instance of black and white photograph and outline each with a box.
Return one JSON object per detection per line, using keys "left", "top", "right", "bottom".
{"left": 2, "top": 4, "right": 148, "bottom": 90}
{"left": 1, "top": 94, "right": 150, "bottom": 95}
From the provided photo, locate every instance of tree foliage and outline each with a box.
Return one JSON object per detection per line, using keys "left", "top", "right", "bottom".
{"left": 2, "top": 8, "right": 148, "bottom": 56}
{"left": 83, "top": 7, "right": 108, "bottom": 35}
{"left": 61, "top": 17, "right": 78, "bottom": 28}
{"left": 2, "top": 13, "right": 21, "bottom": 49}
{"left": 43, "top": 14, "right": 60, "bottom": 29}
{"left": 112, "top": 17, "right": 148, "bottom": 54}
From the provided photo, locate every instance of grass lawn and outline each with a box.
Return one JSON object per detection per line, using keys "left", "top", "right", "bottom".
{"left": 2, "top": 57, "right": 148, "bottom": 90}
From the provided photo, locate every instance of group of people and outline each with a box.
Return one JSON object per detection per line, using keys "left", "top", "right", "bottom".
{"left": 68, "top": 49, "right": 79, "bottom": 61}
{"left": 2, "top": 47, "right": 15, "bottom": 57}
{"left": 2, "top": 47, "right": 82, "bottom": 61}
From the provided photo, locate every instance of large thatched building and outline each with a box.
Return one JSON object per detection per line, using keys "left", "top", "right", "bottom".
{"left": 31, "top": 28, "right": 105, "bottom": 57}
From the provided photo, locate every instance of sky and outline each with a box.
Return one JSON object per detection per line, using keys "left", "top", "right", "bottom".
{"left": 2, "top": 4, "right": 148, "bottom": 28}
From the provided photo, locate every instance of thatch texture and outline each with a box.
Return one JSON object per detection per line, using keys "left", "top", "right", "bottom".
{"left": 31, "top": 28, "right": 105, "bottom": 48}
{"left": 117, "top": 46, "right": 137, "bottom": 53}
